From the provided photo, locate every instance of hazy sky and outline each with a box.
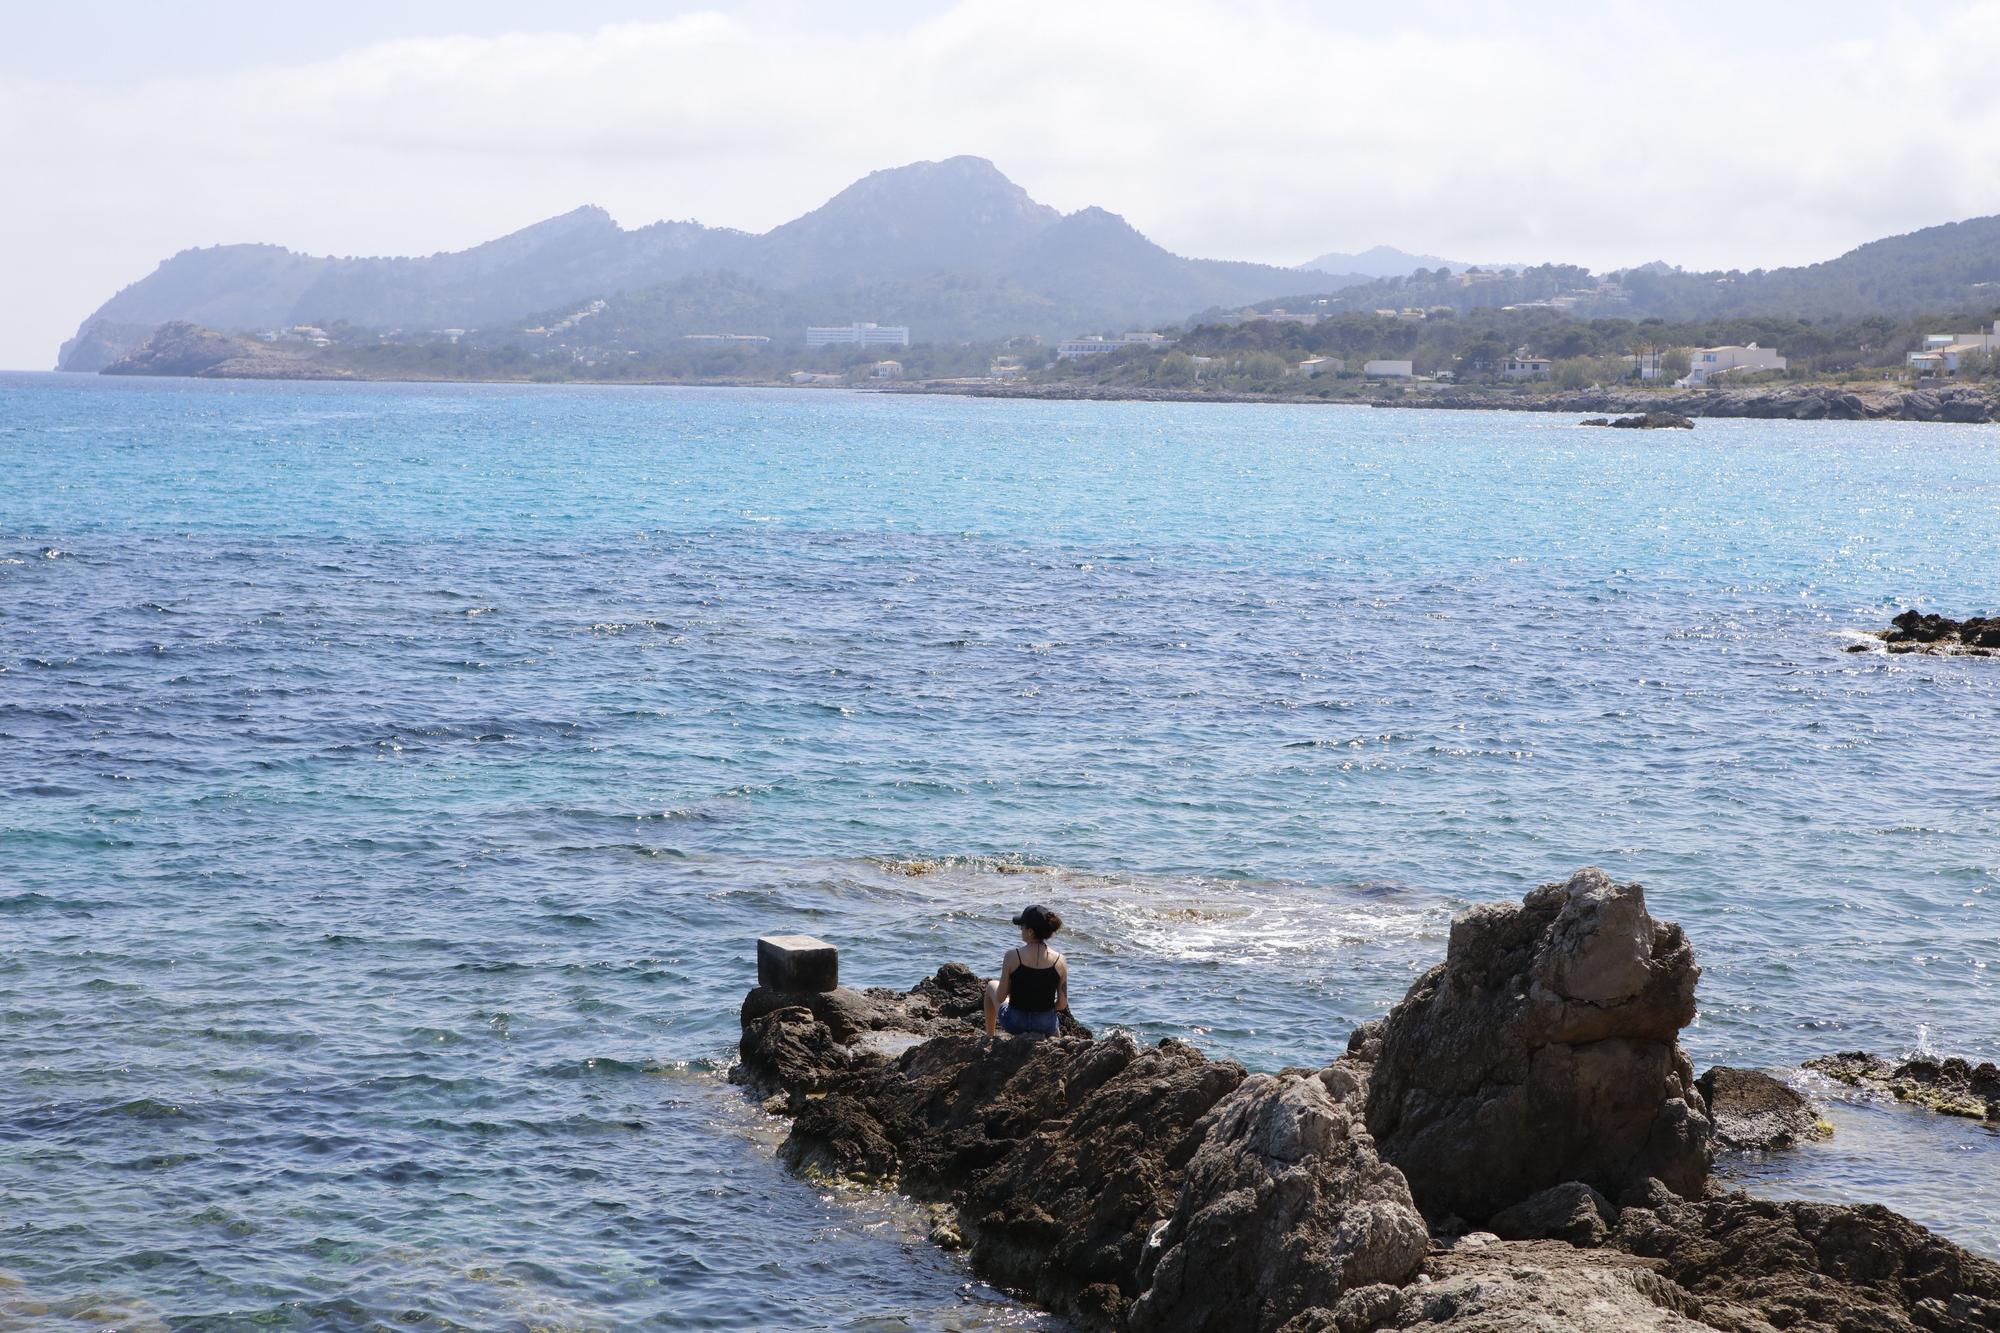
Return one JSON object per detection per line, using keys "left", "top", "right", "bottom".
{"left": 5, "top": 0, "right": 2000, "bottom": 369}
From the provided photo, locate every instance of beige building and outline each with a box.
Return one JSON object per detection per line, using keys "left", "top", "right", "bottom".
{"left": 1678, "top": 343, "right": 1786, "bottom": 386}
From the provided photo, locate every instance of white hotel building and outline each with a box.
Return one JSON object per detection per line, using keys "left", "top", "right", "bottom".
{"left": 806, "top": 322, "right": 911, "bottom": 347}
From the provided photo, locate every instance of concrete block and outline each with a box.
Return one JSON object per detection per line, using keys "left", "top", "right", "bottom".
{"left": 758, "top": 934, "right": 838, "bottom": 992}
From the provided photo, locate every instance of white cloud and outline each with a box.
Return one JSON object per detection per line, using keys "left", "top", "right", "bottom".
{"left": 5, "top": 0, "right": 2000, "bottom": 368}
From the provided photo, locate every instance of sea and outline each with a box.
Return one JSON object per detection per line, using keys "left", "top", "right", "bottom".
{"left": 2, "top": 371, "right": 1996, "bottom": 1329}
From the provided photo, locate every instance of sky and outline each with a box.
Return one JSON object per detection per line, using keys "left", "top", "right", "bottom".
{"left": 4, "top": 0, "right": 2000, "bottom": 369}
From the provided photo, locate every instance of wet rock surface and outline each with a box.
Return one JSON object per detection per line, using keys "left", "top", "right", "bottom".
{"left": 738, "top": 878, "right": 2000, "bottom": 1331}
{"left": 1849, "top": 610, "right": 2000, "bottom": 657}
{"left": 1805, "top": 1051, "right": 2000, "bottom": 1121}
{"left": 1362, "top": 868, "right": 1712, "bottom": 1224}
{"left": 1697, "top": 1067, "right": 1831, "bottom": 1151}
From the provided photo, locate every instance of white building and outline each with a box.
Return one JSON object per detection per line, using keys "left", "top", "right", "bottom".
{"left": 1297, "top": 356, "right": 1344, "bottom": 377}
{"left": 684, "top": 333, "right": 771, "bottom": 346}
{"left": 1501, "top": 354, "right": 1551, "bottom": 381}
{"left": 1363, "top": 359, "right": 1414, "bottom": 379}
{"left": 806, "top": 322, "right": 911, "bottom": 347}
{"left": 1678, "top": 343, "right": 1786, "bottom": 386}
{"left": 1056, "top": 332, "right": 1174, "bottom": 359}
{"left": 870, "top": 360, "right": 904, "bottom": 379}
{"left": 1906, "top": 320, "right": 2000, "bottom": 374}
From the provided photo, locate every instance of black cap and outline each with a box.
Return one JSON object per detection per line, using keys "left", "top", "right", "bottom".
{"left": 1012, "top": 904, "right": 1053, "bottom": 933}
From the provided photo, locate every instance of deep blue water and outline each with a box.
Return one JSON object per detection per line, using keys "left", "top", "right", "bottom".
{"left": 2, "top": 371, "right": 1996, "bottom": 1328}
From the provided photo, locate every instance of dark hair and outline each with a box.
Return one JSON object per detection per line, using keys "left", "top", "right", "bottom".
{"left": 1011, "top": 904, "right": 1062, "bottom": 940}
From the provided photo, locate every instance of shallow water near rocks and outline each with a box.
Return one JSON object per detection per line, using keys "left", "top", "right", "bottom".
{"left": 2, "top": 373, "right": 1996, "bottom": 1327}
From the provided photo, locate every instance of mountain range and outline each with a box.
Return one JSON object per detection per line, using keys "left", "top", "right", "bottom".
{"left": 58, "top": 157, "right": 2000, "bottom": 371}
{"left": 58, "top": 157, "right": 1358, "bottom": 368}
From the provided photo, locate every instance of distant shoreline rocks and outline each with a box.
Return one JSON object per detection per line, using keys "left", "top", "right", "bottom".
{"left": 1580, "top": 411, "right": 1695, "bottom": 429}
{"left": 1380, "top": 384, "right": 1998, "bottom": 423}
{"left": 1849, "top": 610, "right": 2000, "bottom": 656}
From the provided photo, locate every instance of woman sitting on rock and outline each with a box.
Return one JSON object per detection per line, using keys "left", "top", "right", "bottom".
{"left": 984, "top": 904, "right": 1068, "bottom": 1038}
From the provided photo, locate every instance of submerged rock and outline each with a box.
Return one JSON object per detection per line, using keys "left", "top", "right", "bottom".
{"left": 1696, "top": 1067, "right": 1831, "bottom": 1150}
{"left": 1804, "top": 1051, "right": 2000, "bottom": 1121}
{"left": 1363, "top": 868, "right": 1712, "bottom": 1223}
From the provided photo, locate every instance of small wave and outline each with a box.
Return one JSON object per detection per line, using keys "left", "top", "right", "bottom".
{"left": 0, "top": 891, "right": 96, "bottom": 914}
{"left": 868, "top": 854, "right": 1050, "bottom": 877}
{"left": 541, "top": 1056, "right": 667, "bottom": 1080}
{"left": 104, "top": 1097, "right": 188, "bottom": 1119}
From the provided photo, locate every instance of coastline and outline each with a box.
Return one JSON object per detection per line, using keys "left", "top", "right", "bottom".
{"left": 66, "top": 360, "right": 2000, "bottom": 423}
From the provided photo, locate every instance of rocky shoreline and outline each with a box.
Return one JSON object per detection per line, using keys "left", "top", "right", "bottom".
{"left": 735, "top": 870, "right": 2000, "bottom": 1332}
{"left": 1806, "top": 1053, "right": 2000, "bottom": 1122}
{"left": 879, "top": 380, "right": 2000, "bottom": 423}
{"left": 74, "top": 325, "right": 2000, "bottom": 424}
{"left": 1371, "top": 384, "right": 1999, "bottom": 423}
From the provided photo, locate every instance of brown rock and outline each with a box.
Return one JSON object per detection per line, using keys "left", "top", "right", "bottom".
{"left": 1130, "top": 1064, "right": 1428, "bottom": 1333}
{"left": 1611, "top": 1190, "right": 2000, "bottom": 1332}
{"left": 1363, "top": 868, "right": 1712, "bottom": 1223}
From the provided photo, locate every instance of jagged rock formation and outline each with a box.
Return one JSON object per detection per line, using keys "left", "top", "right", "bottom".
{"left": 1696, "top": 1068, "right": 1831, "bottom": 1150}
{"left": 1613, "top": 1192, "right": 2000, "bottom": 1332}
{"left": 736, "top": 872, "right": 2000, "bottom": 1332}
{"left": 1362, "top": 868, "right": 1712, "bottom": 1224}
{"left": 1805, "top": 1051, "right": 2000, "bottom": 1121}
{"left": 1129, "top": 1064, "right": 1428, "bottom": 1333}
{"left": 1849, "top": 611, "right": 2000, "bottom": 658}
{"left": 737, "top": 971, "right": 1426, "bottom": 1330}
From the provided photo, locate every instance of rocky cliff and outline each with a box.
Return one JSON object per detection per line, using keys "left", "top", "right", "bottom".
{"left": 736, "top": 870, "right": 2000, "bottom": 1331}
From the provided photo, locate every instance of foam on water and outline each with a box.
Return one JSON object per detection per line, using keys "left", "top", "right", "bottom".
{"left": 1, "top": 372, "right": 1997, "bottom": 1327}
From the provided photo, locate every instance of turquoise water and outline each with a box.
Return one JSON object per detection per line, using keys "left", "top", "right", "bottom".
{"left": 2, "top": 371, "right": 1997, "bottom": 1327}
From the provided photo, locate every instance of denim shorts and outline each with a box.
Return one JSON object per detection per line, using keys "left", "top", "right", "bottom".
{"left": 997, "top": 1002, "right": 1060, "bottom": 1036}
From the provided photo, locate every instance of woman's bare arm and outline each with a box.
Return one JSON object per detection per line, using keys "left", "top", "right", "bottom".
{"left": 1055, "top": 955, "right": 1069, "bottom": 1012}
{"left": 995, "top": 949, "right": 1017, "bottom": 1006}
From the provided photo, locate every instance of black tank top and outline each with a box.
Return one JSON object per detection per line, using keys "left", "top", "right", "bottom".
{"left": 1009, "top": 951, "right": 1060, "bottom": 1012}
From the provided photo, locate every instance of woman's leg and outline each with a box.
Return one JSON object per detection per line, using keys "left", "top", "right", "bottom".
{"left": 983, "top": 979, "right": 999, "bottom": 1036}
